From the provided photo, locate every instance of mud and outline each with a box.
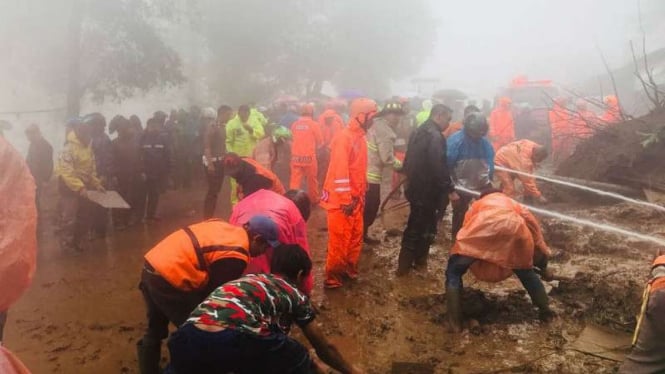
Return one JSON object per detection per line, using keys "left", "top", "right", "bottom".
{"left": 5, "top": 179, "right": 663, "bottom": 373}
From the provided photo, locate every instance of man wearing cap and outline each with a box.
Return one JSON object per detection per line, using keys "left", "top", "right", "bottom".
{"left": 363, "top": 101, "right": 404, "bottom": 244}
{"left": 25, "top": 124, "right": 53, "bottom": 220}
{"left": 136, "top": 215, "right": 280, "bottom": 374}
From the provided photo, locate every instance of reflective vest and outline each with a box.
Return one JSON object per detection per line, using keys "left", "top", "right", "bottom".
{"left": 144, "top": 220, "right": 250, "bottom": 291}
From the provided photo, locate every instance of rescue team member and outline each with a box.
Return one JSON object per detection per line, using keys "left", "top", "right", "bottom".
{"left": 416, "top": 99, "right": 432, "bottom": 126}
{"left": 226, "top": 104, "right": 265, "bottom": 205}
{"left": 202, "top": 106, "right": 232, "bottom": 219}
{"left": 549, "top": 97, "right": 572, "bottom": 164}
{"left": 25, "top": 124, "right": 53, "bottom": 220}
{"left": 619, "top": 254, "right": 665, "bottom": 373}
{"left": 317, "top": 104, "right": 345, "bottom": 186}
{"left": 397, "top": 104, "right": 457, "bottom": 275}
{"left": 253, "top": 126, "right": 291, "bottom": 171}
{"left": 494, "top": 140, "right": 549, "bottom": 204}
{"left": 56, "top": 117, "right": 105, "bottom": 251}
{"left": 447, "top": 112, "right": 495, "bottom": 241}
{"left": 110, "top": 116, "right": 143, "bottom": 229}
{"left": 363, "top": 101, "right": 404, "bottom": 245}
{"left": 290, "top": 103, "right": 323, "bottom": 204}
{"left": 445, "top": 189, "right": 554, "bottom": 332}
{"left": 321, "top": 98, "right": 377, "bottom": 289}
{"left": 139, "top": 117, "right": 171, "bottom": 222}
{"left": 87, "top": 113, "right": 113, "bottom": 239}
{"left": 601, "top": 95, "right": 622, "bottom": 124}
{"left": 223, "top": 153, "right": 286, "bottom": 201}
{"left": 166, "top": 245, "right": 363, "bottom": 374}
{"left": 137, "top": 215, "right": 281, "bottom": 374}
{"left": 488, "top": 96, "right": 515, "bottom": 151}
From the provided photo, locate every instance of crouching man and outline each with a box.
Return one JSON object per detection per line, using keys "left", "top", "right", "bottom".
{"left": 445, "top": 188, "right": 555, "bottom": 332}
{"left": 166, "top": 245, "right": 363, "bottom": 374}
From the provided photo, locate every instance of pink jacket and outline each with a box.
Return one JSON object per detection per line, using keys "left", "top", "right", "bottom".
{"left": 229, "top": 189, "right": 312, "bottom": 294}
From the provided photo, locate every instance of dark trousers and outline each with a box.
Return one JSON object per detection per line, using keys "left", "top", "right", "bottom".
{"left": 203, "top": 163, "right": 224, "bottom": 219}
{"left": 113, "top": 174, "right": 145, "bottom": 226}
{"left": 445, "top": 254, "right": 547, "bottom": 304}
{"left": 138, "top": 177, "right": 162, "bottom": 219}
{"left": 58, "top": 181, "right": 94, "bottom": 250}
{"left": 451, "top": 192, "right": 474, "bottom": 241}
{"left": 363, "top": 183, "right": 381, "bottom": 236}
{"left": 398, "top": 198, "right": 441, "bottom": 271}
{"left": 166, "top": 324, "right": 313, "bottom": 374}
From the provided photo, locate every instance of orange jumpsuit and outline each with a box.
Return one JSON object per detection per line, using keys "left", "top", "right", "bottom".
{"left": 290, "top": 116, "right": 323, "bottom": 203}
{"left": 549, "top": 101, "right": 572, "bottom": 163}
{"left": 489, "top": 97, "right": 515, "bottom": 151}
{"left": 320, "top": 120, "right": 368, "bottom": 288}
{"left": 318, "top": 109, "right": 344, "bottom": 148}
{"left": 494, "top": 140, "right": 542, "bottom": 198}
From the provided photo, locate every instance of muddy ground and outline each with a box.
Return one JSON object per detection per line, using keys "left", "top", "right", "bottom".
{"left": 5, "top": 176, "right": 662, "bottom": 373}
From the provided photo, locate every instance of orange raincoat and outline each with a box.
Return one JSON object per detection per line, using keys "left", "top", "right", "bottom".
{"left": 290, "top": 116, "right": 323, "bottom": 203}
{"left": 451, "top": 192, "right": 550, "bottom": 282}
{"left": 549, "top": 99, "right": 572, "bottom": 163}
{"left": 494, "top": 140, "right": 542, "bottom": 198}
{"left": 489, "top": 97, "right": 515, "bottom": 151}
{"left": 318, "top": 109, "right": 344, "bottom": 148}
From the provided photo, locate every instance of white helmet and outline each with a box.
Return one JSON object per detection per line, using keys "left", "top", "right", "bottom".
{"left": 201, "top": 107, "right": 217, "bottom": 120}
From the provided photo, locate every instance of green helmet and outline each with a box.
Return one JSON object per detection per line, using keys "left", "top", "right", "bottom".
{"left": 272, "top": 126, "right": 291, "bottom": 142}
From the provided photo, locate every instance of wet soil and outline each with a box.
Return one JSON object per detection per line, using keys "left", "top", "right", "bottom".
{"left": 5, "top": 179, "right": 663, "bottom": 373}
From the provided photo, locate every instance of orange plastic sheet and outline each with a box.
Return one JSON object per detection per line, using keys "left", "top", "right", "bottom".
{"left": 0, "top": 346, "right": 31, "bottom": 374}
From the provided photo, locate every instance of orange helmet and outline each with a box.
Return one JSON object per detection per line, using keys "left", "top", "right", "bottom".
{"left": 350, "top": 98, "right": 378, "bottom": 124}
{"left": 499, "top": 97, "right": 512, "bottom": 108}
{"left": 653, "top": 255, "right": 665, "bottom": 269}
{"left": 604, "top": 95, "right": 618, "bottom": 106}
{"left": 300, "top": 103, "right": 315, "bottom": 116}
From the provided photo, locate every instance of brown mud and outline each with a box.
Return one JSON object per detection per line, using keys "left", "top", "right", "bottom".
{"left": 5, "top": 178, "right": 663, "bottom": 373}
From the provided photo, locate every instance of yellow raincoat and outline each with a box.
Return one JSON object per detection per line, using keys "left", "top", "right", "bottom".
{"left": 56, "top": 131, "right": 103, "bottom": 192}
{"left": 225, "top": 115, "right": 265, "bottom": 157}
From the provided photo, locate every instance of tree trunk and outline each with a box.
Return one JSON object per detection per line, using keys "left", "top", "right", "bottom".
{"left": 66, "top": 0, "right": 83, "bottom": 117}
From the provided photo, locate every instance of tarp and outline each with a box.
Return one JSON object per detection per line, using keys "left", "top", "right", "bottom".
{"left": 0, "top": 137, "right": 37, "bottom": 312}
{"left": 86, "top": 190, "right": 130, "bottom": 209}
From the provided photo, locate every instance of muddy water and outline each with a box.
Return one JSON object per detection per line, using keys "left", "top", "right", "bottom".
{"left": 5, "top": 181, "right": 659, "bottom": 373}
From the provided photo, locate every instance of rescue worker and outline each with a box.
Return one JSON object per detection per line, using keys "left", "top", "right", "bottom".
{"left": 489, "top": 97, "right": 515, "bottom": 151}
{"left": 87, "top": 113, "right": 113, "bottom": 238}
{"left": 223, "top": 152, "right": 286, "bottom": 201}
{"left": 549, "top": 97, "right": 572, "bottom": 164}
{"left": 446, "top": 189, "right": 554, "bottom": 333}
{"left": 226, "top": 104, "right": 265, "bottom": 205}
{"left": 317, "top": 104, "right": 345, "bottom": 183}
{"left": 570, "top": 99, "right": 598, "bottom": 140}
{"left": 56, "top": 118, "right": 105, "bottom": 251}
{"left": 137, "top": 215, "right": 280, "bottom": 374}
{"left": 363, "top": 101, "right": 404, "bottom": 244}
{"left": 253, "top": 125, "right": 291, "bottom": 171}
{"left": 110, "top": 116, "right": 143, "bottom": 229}
{"left": 416, "top": 99, "right": 432, "bottom": 126}
{"left": 139, "top": 118, "right": 171, "bottom": 222}
{"left": 620, "top": 254, "right": 665, "bottom": 373}
{"left": 447, "top": 112, "right": 495, "bottom": 241}
{"left": 230, "top": 188, "right": 313, "bottom": 294}
{"left": 25, "top": 124, "right": 53, "bottom": 218}
{"left": 202, "top": 106, "right": 229, "bottom": 219}
{"left": 601, "top": 95, "right": 622, "bottom": 124}
{"left": 321, "top": 98, "right": 377, "bottom": 289}
{"left": 494, "top": 140, "right": 548, "bottom": 204}
{"left": 290, "top": 103, "right": 323, "bottom": 204}
{"left": 397, "top": 104, "right": 456, "bottom": 275}
{"left": 166, "top": 245, "right": 363, "bottom": 374}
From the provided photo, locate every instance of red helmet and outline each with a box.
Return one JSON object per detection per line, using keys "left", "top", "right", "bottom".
{"left": 350, "top": 98, "right": 378, "bottom": 126}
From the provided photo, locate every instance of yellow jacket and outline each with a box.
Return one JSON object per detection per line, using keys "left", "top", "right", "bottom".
{"left": 56, "top": 131, "right": 102, "bottom": 192}
{"left": 226, "top": 115, "right": 265, "bottom": 157}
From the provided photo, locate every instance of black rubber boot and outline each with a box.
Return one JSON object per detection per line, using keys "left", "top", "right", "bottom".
{"left": 446, "top": 288, "right": 463, "bottom": 333}
{"left": 396, "top": 248, "right": 415, "bottom": 276}
{"left": 528, "top": 284, "right": 555, "bottom": 322}
{"left": 137, "top": 338, "right": 162, "bottom": 374}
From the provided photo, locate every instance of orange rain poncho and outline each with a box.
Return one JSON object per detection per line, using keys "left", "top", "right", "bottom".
{"left": 601, "top": 95, "right": 621, "bottom": 124}
{"left": 451, "top": 192, "right": 550, "bottom": 282}
{"left": 489, "top": 97, "right": 515, "bottom": 151}
{"left": 494, "top": 140, "right": 542, "bottom": 198}
{"left": 549, "top": 98, "right": 573, "bottom": 163}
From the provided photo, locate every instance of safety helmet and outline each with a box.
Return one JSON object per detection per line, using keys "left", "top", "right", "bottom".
{"left": 350, "top": 98, "right": 378, "bottom": 126}
{"left": 272, "top": 126, "right": 292, "bottom": 142}
{"left": 463, "top": 112, "right": 489, "bottom": 135}
{"left": 653, "top": 255, "right": 665, "bottom": 269}
{"left": 379, "top": 101, "right": 404, "bottom": 116}
{"left": 300, "top": 103, "right": 315, "bottom": 116}
{"left": 201, "top": 107, "right": 217, "bottom": 120}
{"left": 604, "top": 95, "right": 618, "bottom": 105}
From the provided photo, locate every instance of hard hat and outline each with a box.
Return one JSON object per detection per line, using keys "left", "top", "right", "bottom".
{"left": 272, "top": 126, "right": 291, "bottom": 142}
{"left": 350, "top": 98, "right": 378, "bottom": 124}
{"left": 201, "top": 107, "right": 217, "bottom": 120}
{"left": 300, "top": 103, "right": 315, "bottom": 116}
{"left": 653, "top": 255, "right": 665, "bottom": 269}
{"left": 463, "top": 112, "right": 489, "bottom": 134}
{"left": 379, "top": 101, "right": 404, "bottom": 116}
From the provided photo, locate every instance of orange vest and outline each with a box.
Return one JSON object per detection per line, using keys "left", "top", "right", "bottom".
{"left": 242, "top": 157, "right": 286, "bottom": 195}
{"left": 145, "top": 220, "right": 250, "bottom": 291}
{"left": 291, "top": 116, "right": 323, "bottom": 165}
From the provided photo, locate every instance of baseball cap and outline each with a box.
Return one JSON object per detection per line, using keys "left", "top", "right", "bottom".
{"left": 246, "top": 215, "right": 281, "bottom": 248}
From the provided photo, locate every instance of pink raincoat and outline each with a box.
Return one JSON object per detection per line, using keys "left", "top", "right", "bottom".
{"left": 229, "top": 189, "right": 312, "bottom": 294}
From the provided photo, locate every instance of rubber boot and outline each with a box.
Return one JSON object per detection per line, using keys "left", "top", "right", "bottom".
{"left": 529, "top": 285, "right": 555, "bottom": 322}
{"left": 446, "top": 288, "right": 463, "bottom": 333}
{"left": 137, "top": 338, "right": 162, "bottom": 374}
{"left": 396, "top": 248, "right": 414, "bottom": 276}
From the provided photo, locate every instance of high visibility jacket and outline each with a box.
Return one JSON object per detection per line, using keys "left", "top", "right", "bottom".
{"left": 236, "top": 157, "right": 286, "bottom": 199}
{"left": 144, "top": 220, "right": 250, "bottom": 291}
{"left": 489, "top": 105, "right": 515, "bottom": 151}
{"left": 451, "top": 192, "right": 550, "bottom": 282}
{"left": 250, "top": 108, "right": 268, "bottom": 127}
{"left": 318, "top": 109, "right": 344, "bottom": 148}
{"left": 226, "top": 116, "right": 265, "bottom": 157}
{"left": 320, "top": 121, "right": 367, "bottom": 209}
{"left": 494, "top": 140, "right": 541, "bottom": 197}
{"left": 416, "top": 110, "right": 429, "bottom": 127}
{"left": 291, "top": 116, "right": 323, "bottom": 166}
{"left": 56, "top": 131, "right": 103, "bottom": 192}
{"left": 366, "top": 117, "right": 401, "bottom": 184}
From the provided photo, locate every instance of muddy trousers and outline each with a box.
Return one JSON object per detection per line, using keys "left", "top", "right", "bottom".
{"left": 113, "top": 174, "right": 145, "bottom": 227}
{"left": 363, "top": 183, "right": 381, "bottom": 237}
{"left": 138, "top": 177, "right": 162, "bottom": 219}
{"left": 620, "top": 289, "right": 665, "bottom": 374}
{"left": 325, "top": 207, "right": 364, "bottom": 288}
{"left": 398, "top": 201, "right": 438, "bottom": 274}
{"left": 290, "top": 163, "right": 319, "bottom": 204}
{"left": 451, "top": 193, "right": 474, "bottom": 241}
{"left": 445, "top": 254, "right": 549, "bottom": 309}
{"left": 58, "top": 183, "right": 94, "bottom": 250}
{"left": 203, "top": 163, "right": 224, "bottom": 219}
{"left": 138, "top": 267, "right": 205, "bottom": 374}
